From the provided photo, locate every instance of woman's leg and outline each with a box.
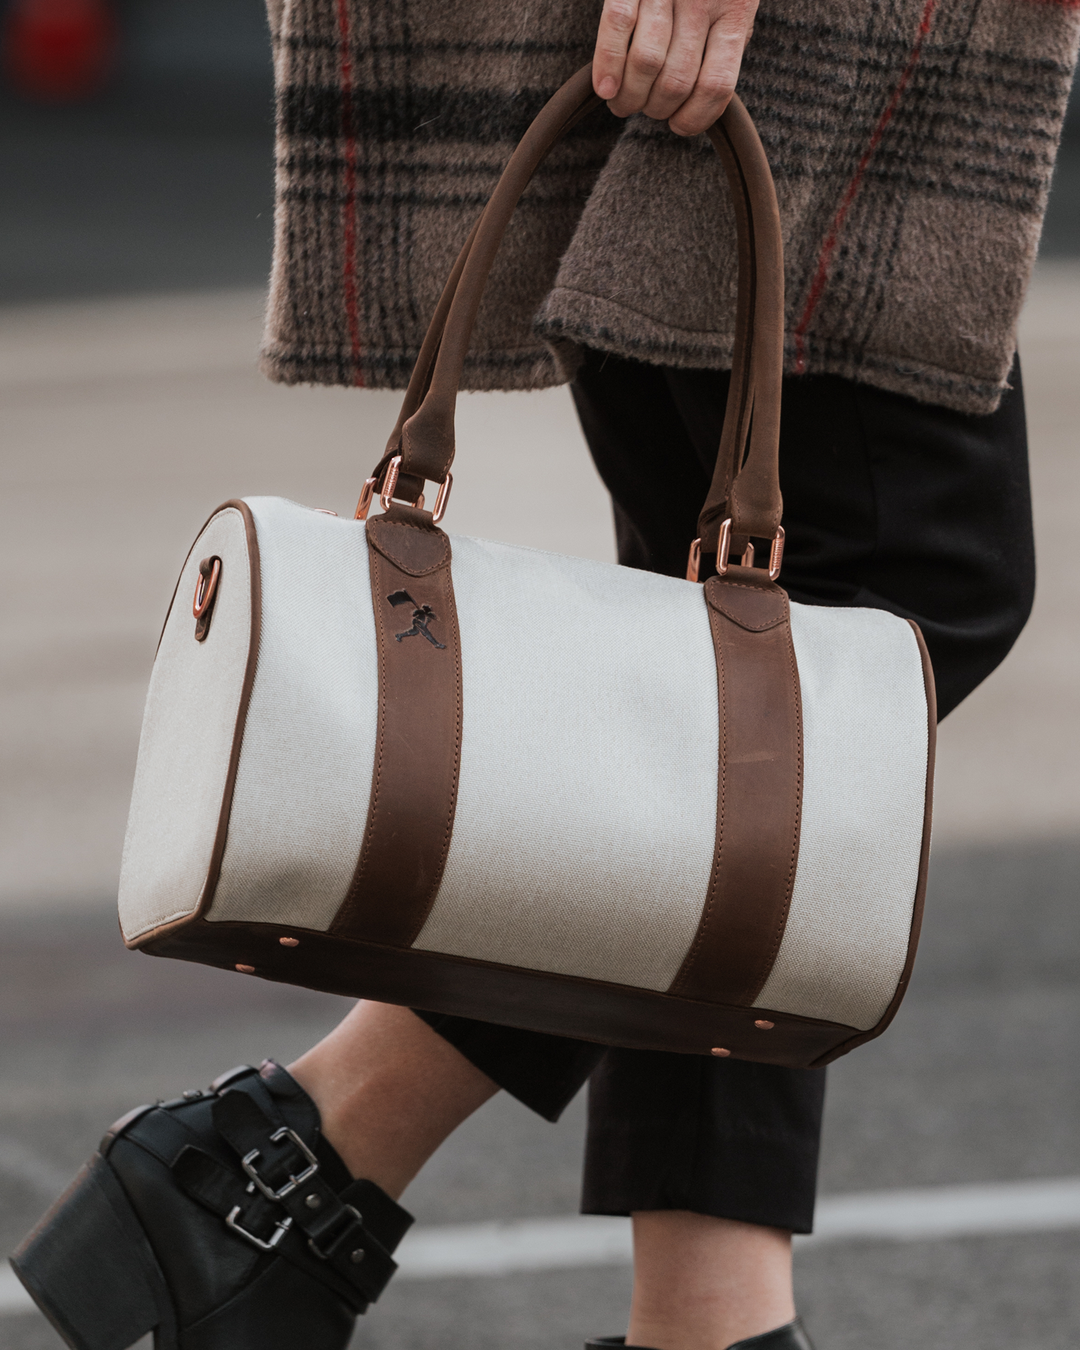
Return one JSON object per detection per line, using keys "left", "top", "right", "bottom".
{"left": 288, "top": 1002, "right": 501, "bottom": 1196}
{"left": 629, "top": 1212, "right": 794, "bottom": 1350}
{"left": 583, "top": 1048, "right": 822, "bottom": 1349}
{"left": 288, "top": 1002, "right": 605, "bottom": 1193}
{"left": 572, "top": 353, "right": 825, "bottom": 1346}
{"left": 292, "top": 1009, "right": 804, "bottom": 1350}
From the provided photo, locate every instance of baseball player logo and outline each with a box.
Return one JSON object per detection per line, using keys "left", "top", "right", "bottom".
{"left": 387, "top": 590, "right": 446, "bottom": 648}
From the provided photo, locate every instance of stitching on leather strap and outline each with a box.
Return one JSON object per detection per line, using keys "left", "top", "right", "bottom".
{"left": 668, "top": 594, "right": 802, "bottom": 1005}
{"left": 329, "top": 529, "right": 463, "bottom": 946}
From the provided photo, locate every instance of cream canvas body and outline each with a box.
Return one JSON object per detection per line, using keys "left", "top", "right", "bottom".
{"left": 119, "top": 497, "right": 930, "bottom": 1032}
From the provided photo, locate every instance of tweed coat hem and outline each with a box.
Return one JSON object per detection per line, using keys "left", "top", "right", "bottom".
{"left": 260, "top": 0, "right": 1080, "bottom": 417}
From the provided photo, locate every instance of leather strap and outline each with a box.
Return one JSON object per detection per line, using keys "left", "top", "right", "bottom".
{"left": 668, "top": 568, "right": 802, "bottom": 1004}
{"left": 368, "top": 64, "right": 785, "bottom": 550}
{"left": 330, "top": 510, "right": 463, "bottom": 946}
{"left": 698, "top": 108, "right": 784, "bottom": 551}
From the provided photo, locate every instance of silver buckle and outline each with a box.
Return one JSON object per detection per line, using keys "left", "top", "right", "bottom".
{"left": 241, "top": 1126, "right": 319, "bottom": 1201}
{"left": 226, "top": 1206, "right": 293, "bottom": 1252}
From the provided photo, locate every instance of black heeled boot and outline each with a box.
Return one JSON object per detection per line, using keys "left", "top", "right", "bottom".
{"left": 11, "top": 1060, "right": 413, "bottom": 1350}
{"left": 587, "top": 1321, "right": 816, "bottom": 1350}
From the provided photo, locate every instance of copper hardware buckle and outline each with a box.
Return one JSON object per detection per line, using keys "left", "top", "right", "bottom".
{"left": 355, "top": 456, "right": 453, "bottom": 523}
{"left": 686, "top": 525, "right": 780, "bottom": 584}
{"left": 241, "top": 1127, "right": 319, "bottom": 1202}
{"left": 716, "top": 518, "right": 786, "bottom": 581}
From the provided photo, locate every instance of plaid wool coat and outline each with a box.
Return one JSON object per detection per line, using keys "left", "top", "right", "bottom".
{"left": 261, "top": 0, "right": 1080, "bottom": 413}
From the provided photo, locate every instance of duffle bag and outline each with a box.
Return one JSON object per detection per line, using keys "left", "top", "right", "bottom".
{"left": 117, "top": 66, "right": 935, "bottom": 1069}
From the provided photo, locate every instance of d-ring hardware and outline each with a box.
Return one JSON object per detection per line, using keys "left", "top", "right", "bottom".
{"left": 716, "top": 519, "right": 785, "bottom": 581}
{"left": 193, "top": 557, "right": 221, "bottom": 619}
{"left": 354, "top": 478, "right": 377, "bottom": 520}
{"left": 685, "top": 529, "right": 760, "bottom": 584}
{"left": 360, "top": 456, "right": 453, "bottom": 524}
{"left": 193, "top": 557, "right": 222, "bottom": 641}
{"left": 686, "top": 538, "right": 701, "bottom": 583}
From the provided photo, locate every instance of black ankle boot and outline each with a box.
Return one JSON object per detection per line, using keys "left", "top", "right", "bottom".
{"left": 11, "top": 1060, "right": 413, "bottom": 1350}
{"left": 587, "top": 1320, "right": 816, "bottom": 1350}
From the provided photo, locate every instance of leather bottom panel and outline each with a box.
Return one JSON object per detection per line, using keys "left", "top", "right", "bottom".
{"left": 139, "top": 921, "right": 861, "bottom": 1068}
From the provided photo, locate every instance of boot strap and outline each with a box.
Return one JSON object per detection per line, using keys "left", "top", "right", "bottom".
{"left": 170, "top": 1085, "right": 410, "bottom": 1309}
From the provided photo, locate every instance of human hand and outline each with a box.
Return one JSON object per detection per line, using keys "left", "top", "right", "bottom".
{"left": 592, "top": 0, "right": 758, "bottom": 137}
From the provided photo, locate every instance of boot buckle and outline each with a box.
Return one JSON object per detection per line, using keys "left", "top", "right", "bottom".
{"left": 241, "top": 1126, "right": 319, "bottom": 1201}
{"left": 225, "top": 1206, "right": 293, "bottom": 1251}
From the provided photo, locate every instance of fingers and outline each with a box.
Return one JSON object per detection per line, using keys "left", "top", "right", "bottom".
{"left": 606, "top": 0, "right": 674, "bottom": 118}
{"left": 592, "top": 0, "right": 759, "bottom": 135}
{"left": 592, "top": 0, "right": 640, "bottom": 102}
{"left": 639, "top": 1, "right": 712, "bottom": 123}
{"left": 668, "top": 1, "right": 757, "bottom": 136}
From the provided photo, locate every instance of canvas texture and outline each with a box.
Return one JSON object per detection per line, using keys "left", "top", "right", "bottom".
{"left": 119, "top": 509, "right": 252, "bottom": 941}
{"left": 261, "top": 0, "right": 1079, "bottom": 414}
{"left": 208, "top": 498, "right": 380, "bottom": 930}
{"left": 754, "top": 605, "right": 930, "bottom": 1031}
{"left": 412, "top": 533, "right": 721, "bottom": 989}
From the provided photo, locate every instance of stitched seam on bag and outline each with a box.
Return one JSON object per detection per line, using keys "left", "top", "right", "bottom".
{"left": 404, "top": 564, "right": 462, "bottom": 946}
{"left": 745, "top": 619, "right": 803, "bottom": 1004}
{"left": 367, "top": 520, "right": 450, "bottom": 575}
{"left": 707, "top": 580, "right": 785, "bottom": 630}
{"left": 350, "top": 551, "right": 387, "bottom": 901}
{"left": 669, "top": 608, "right": 726, "bottom": 998}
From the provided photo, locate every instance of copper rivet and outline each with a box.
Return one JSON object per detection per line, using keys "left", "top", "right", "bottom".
{"left": 754, "top": 1020, "right": 775, "bottom": 1030}
{"left": 235, "top": 963, "right": 255, "bottom": 974}
{"left": 351, "top": 1249, "right": 365, "bottom": 1264}
{"left": 279, "top": 937, "right": 299, "bottom": 947}
{"left": 711, "top": 1047, "right": 731, "bottom": 1057}
{"left": 305, "top": 1193, "right": 321, "bottom": 1210}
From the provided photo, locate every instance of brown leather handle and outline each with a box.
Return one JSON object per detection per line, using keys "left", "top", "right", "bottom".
{"left": 376, "top": 63, "right": 784, "bottom": 552}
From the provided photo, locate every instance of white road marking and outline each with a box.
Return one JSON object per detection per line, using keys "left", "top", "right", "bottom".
{"left": 800, "top": 1176, "right": 1080, "bottom": 1245}
{"left": 4, "top": 1176, "right": 1080, "bottom": 1316}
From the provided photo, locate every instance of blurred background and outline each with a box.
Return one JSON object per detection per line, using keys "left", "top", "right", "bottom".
{"left": 1, "top": 4, "right": 1079, "bottom": 1349}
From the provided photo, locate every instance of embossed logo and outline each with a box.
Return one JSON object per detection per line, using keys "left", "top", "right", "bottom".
{"left": 387, "top": 589, "right": 446, "bottom": 649}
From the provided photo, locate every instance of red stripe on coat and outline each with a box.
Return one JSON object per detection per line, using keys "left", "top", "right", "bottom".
{"left": 793, "top": 0, "right": 939, "bottom": 374}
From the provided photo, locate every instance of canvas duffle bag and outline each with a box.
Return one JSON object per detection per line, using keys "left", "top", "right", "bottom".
{"left": 118, "top": 66, "right": 935, "bottom": 1069}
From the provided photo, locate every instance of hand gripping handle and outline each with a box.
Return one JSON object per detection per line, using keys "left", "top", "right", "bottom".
{"left": 366, "top": 64, "right": 785, "bottom": 560}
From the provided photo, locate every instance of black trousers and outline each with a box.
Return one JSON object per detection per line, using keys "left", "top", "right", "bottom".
{"left": 418, "top": 354, "right": 1035, "bottom": 1234}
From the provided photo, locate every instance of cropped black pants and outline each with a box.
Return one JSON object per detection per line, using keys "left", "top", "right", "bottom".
{"left": 418, "top": 353, "right": 1035, "bottom": 1233}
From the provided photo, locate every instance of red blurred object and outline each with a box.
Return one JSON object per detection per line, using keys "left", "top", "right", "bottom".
{"left": 3, "top": 0, "right": 118, "bottom": 101}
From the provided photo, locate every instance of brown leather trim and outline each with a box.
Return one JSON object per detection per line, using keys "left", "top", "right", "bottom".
{"left": 808, "top": 620, "right": 937, "bottom": 1067}
{"left": 125, "top": 499, "right": 263, "bottom": 948}
{"left": 667, "top": 567, "right": 802, "bottom": 1005}
{"left": 387, "top": 66, "right": 784, "bottom": 546}
{"left": 328, "top": 510, "right": 462, "bottom": 946}
{"left": 697, "top": 105, "right": 785, "bottom": 548}
{"left": 138, "top": 916, "right": 857, "bottom": 1067}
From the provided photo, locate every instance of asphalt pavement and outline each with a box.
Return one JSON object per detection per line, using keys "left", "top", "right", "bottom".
{"left": 1, "top": 838, "right": 1078, "bottom": 1350}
